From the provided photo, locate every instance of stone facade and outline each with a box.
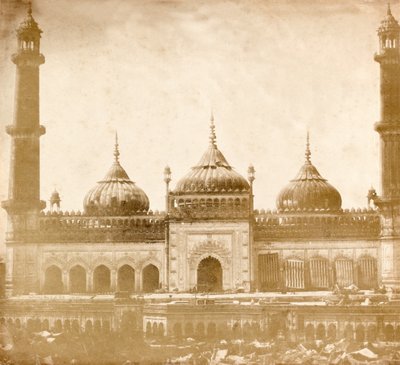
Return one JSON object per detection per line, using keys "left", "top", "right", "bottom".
{"left": 3, "top": 6, "right": 400, "bottom": 300}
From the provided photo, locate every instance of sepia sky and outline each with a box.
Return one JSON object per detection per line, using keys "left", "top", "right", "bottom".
{"left": 0, "top": 0, "right": 391, "bottom": 251}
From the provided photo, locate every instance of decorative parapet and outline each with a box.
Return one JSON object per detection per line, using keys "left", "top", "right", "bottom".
{"left": 169, "top": 206, "right": 249, "bottom": 221}
{"left": 8, "top": 210, "right": 166, "bottom": 243}
{"left": 168, "top": 194, "right": 251, "bottom": 221}
{"left": 254, "top": 208, "right": 380, "bottom": 240}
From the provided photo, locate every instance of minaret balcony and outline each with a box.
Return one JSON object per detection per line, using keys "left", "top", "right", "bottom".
{"left": 1, "top": 199, "right": 46, "bottom": 214}
{"left": 374, "top": 121, "right": 400, "bottom": 134}
{"left": 374, "top": 50, "right": 399, "bottom": 64}
{"left": 11, "top": 52, "right": 45, "bottom": 66}
{"left": 6, "top": 125, "right": 46, "bottom": 137}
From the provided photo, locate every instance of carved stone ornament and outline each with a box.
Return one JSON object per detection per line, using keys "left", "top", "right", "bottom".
{"left": 188, "top": 239, "right": 231, "bottom": 269}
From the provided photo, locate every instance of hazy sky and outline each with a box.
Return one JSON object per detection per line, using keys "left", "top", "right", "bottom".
{"left": 0, "top": 0, "right": 391, "bottom": 250}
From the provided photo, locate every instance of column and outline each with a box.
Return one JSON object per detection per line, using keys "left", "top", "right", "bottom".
{"left": 87, "top": 270, "right": 93, "bottom": 293}
{"left": 63, "top": 270, "right": 68, "bottom": 293}
{"left": 110, "top": 269, "right": 116, "bottom": 292}
{"left": 138, "top": 269, "right": 143, "bottom": 292}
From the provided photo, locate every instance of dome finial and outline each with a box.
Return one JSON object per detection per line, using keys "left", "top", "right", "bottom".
{"left": 305, "top": 130, "right": 311, "bottom": 163}
{"left": 114, "top": 132, "right": 120, "bottom": 163}
{"left": 209, "top": 111, "right": 217, "bottom": 147}
{"left": 388, "top": 2, "right": 392, "bottom": 16}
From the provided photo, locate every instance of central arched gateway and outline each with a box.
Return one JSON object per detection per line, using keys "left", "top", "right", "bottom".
{"left": 197, "top": 256, "right": 223, "bottom": 292}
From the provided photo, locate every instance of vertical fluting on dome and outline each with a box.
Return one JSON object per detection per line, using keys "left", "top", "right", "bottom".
{"left": 173, "top": 114, "right": 250, "bottom": 194}
{"left": 83, "top": 135, "right": 149, "bottom": 215}
{"left": 170, "top": 113, "right": 251, "bottom": 220}
{"left": 276, "top": 132, "right": 342, "bottom": 212}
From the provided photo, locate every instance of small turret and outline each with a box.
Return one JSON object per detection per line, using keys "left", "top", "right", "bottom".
{"left": 49, "top": 190, "right": 61, "bottom": 213}
{"left": 367, "top": 186, "right": 377, "bottom": 209}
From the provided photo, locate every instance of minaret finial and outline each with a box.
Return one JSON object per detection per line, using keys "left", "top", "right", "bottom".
{"left": 305, "top": 130, "right": 311, "bottom": 163}
{"left": 209, "top": 112, "right": 217, "bottom": 147}
{"left": 388, "top": 2, "right": 392, "bottom": 16}
{"left": 114, "top": 132, "right": 120, "bottom": 163}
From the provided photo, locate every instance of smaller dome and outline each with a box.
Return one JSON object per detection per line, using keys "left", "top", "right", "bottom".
{"left": 276, "top": 134, "right": 342, "bottom": 212}
{"left": 17, "top": 3, "right": 42, "bottom": 35}
{"left": 83, "top": 135, "right": 149, "bottom": 216}
{"left": 174, "top": 116, "right": 250, "bottom": 194}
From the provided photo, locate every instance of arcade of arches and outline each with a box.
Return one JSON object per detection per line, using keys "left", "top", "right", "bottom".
{"left": 42, "top": 264, "right": 160, "bottom": 294}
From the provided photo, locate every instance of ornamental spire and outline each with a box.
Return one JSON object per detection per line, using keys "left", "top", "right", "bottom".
{"left": 114, "top": 132, "right": 120, "bottom": 163}
{"left": 209, "top": 111, "right": 217, "bottom": 148}
{"left": 28, "top": 1, "right": 33, "bottom": 16}
{"left": 305, "top": 131, "right": 311, "bottom": 163}
{"left": 388, "top": 2, "right": 392, "bottom": 16}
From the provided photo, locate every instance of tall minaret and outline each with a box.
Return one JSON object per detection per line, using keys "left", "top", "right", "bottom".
{"left": 2, "top": 3, "right": 46, "bottom": 238}
{"left": 374, "top": 5, "right": 400, "bottom": 288}
{"left": 375, "top": 4, "right": 400, "bottom": 200}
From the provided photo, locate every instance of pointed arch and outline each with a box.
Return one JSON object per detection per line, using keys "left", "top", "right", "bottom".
{"left": 69, "top": 265, "right": 86, "bottom": 293}
{"left": 142, "top": 264, "right": 159, "bottom": 292}
{"left": 118, "top": 265, "right": 135, "bottom": 292}
{"left": 197, "top": 256, "right": 223, "bottom": 292}
{"left": 93, "top": 265, "right": 111, "bottom": 293}
{"left": 43, "top": 265, "right": 63, "bottom": 294}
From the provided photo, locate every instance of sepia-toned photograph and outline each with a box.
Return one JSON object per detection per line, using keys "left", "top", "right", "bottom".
{"left": 1, "top": 0, "right": 400, "bottom": 364}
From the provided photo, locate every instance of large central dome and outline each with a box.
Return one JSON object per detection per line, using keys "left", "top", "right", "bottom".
{"left": 83, "top": 136, "right": 149, "bottom": 215}
{"left": 174, "top": 117, "right": 250, "bottom": 195}
{"left": 276, "top": 134, "right": 342, "bottom": 212}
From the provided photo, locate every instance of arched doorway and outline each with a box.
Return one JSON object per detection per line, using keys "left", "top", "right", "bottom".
{"left": 69, "top": 265, "right": 86, "bottom": 293}
{"left": 93, "top": 265, "right": 111, "bottom": 293}
{"left": 118, "top": 265, "right": 135, "bottom": 292}
{"left": 197, "top": 256, "right": 222, "bottom": 292}
{"left": 142, "top": 264, "right": 159, "bottom": 292}
{"left": 43, "top": 266, "right": 63, "bottom": 294}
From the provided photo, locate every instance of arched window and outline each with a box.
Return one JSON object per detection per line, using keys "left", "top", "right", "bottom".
{"left": 327, "top": 324, "right": 336, "bottom": 340}
{"left": 344, "top": 324, "right": 353, "bottom": 341}
{"left": 69, "top": 265, "right": 86, "bottom": 293}
{"left": 118, "top": 265, "right": 135, "bottom": 292}
{"left": 43, "top": 265, "right": 63, "bottom": 294}
{"left": 309, "top": 257, "right": 330, "bottom": 289}
{"left": 316, "top": 324, "right": 326, "bottom": 340}
{"left": 385, "top": 324, "right": 394, "bottom": 341}
{"left": 285, "top": 259, "right": 305, "bottom": 289}
{"left": 142, "top": 264, "right": 159, "bottom": 292}
{"left": 358, "top": 256, "right": 377, "bottom": 289}
{"left": 93, "top": 265, "right": 111, "bottom": 293}
{"left": 334, "top": 258, "right": 354, "bottom": 287}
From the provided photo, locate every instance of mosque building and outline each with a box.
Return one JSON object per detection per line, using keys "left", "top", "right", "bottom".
{"left": 2, "top": 4, "right": 400, "bottom": 300}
